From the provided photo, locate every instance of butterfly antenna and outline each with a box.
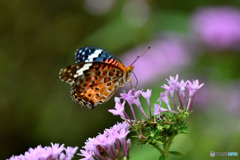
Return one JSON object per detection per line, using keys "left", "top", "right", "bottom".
{"left": 131, "top": 46, "right": 150, "bottom": 66}
{"left": 133, "top": 72, "right": 138, "bottom": 88}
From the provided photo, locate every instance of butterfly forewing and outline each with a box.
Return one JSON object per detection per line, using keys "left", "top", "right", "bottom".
{"left": 75, "top": 46, "right": 125, "bottom": 70}
{"left": 59, "top": 63, "right": 87, "bottom": 85}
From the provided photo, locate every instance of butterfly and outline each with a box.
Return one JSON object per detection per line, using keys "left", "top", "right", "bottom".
{"left": 59, "top": 46, "right": 134, "bottom": 109}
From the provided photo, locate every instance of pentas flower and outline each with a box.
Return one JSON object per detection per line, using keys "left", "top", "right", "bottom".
{"left": 186, "top": 80, "right": 204, "bottom": 111}
{"left": 110, "top": 90, "right": 151, "bottom": 124}
{"left": 109, "top": 97, "right": 126, "bottom": 118}
{"left": 109, "top": 74, "right": 204, "bottom": 123}
{"left": 158, "top": 91, "right": 172, "bottom": 111}
{"left": 187, "top": 80, "right": 204, "bottom": 97}
{"left": 153, "top": 103, "right": 168, "bottom": 119}
{"left": 108, "top": 74, "right": 204, "bottom": 159}
{"left": 8, "top": 143, "right": 78, "bottom": 160}
{"left": 79, "top": 122, "right": 131, "bottom": 160}
{"left": 141, "top": 89, "right": 152, "bottom": 119}
{"left": 166, "top": 74, "right": 179, "bottom": 91}
{"left": 157, "top": 74, "right": 204, "bottom": 114}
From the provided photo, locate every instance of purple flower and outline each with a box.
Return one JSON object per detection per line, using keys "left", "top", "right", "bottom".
{"left": 158, "top": 74, "right": 204, "bottom": 112}
{"left": 178, "top": 80, "right": 187, "bottom": 97}
{"left": 158, "top": 91, "right": 173, "bottom": 111}
{"left": 162, "top": 84, "right": 174, "bottom": 97}
{"left": 153, "top": 104, "right": 168, "bottom": 118}
{"left": 8, "top": 143, "right": 78, "bottom": 160}
{"left": 79, "top": 122, "right": 131, "bottom": 160}
{"left": 120, "top": 89, "right": 148, "bottom": 120}
{"left": 79, "top": 149, "right": 94, "bottom": 160}
{"left": 192, "top": 6, "right": 240, "bottom": 50}
{"left": 120, "top": 90, "right": 134, "bottom": 106}
{"left": 141, "top": 89, "right": 152, "bottom": 104}
{"left": 141, "top": 89, "right": 152, "bottom": 119}
{"left": 166, "top": 74, "right": 179, "bottom": 91}
{"left": 186, "top": 80, "right": 204, "bottom": 111}
{"left": 187, "top": 80, "right": 204, "bottom": 97}
{"left": 108, "top": 97, "right": 126, "bottom": 118}
{"left": 109, "top": 75, "right": 204, "bottom": 127}
{"left": 120, "top": 90, "right": 137, "bottom": 121}
{"left": 132, "top": 90, "right": 142, "bottom": 107}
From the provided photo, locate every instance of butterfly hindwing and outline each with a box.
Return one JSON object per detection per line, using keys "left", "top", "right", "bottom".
{"left": 71, "top": 66, "right": 125, "bottom": 109}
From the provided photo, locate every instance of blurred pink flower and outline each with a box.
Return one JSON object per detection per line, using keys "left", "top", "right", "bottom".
{"left": 193, "top": 81, "right": 240, "bottom": 115}
{"left": 226, "top": 85, "right": 240, "bottom": 115}
{"left": 121, "top": 36, "right": 192, "bottom": 87}
{"left": 192, "top": 6, "right": 240, "bottom": 50}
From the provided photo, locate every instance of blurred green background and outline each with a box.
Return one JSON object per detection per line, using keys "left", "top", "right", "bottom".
{"left": 1, "top": 0, "right": 240, "bottom": 159}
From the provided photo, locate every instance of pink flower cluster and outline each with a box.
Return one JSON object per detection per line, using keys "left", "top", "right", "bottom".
{"left": 156, "top": 74, "right": 204, "bottom": 117}
{"left": 79, "top": 122, "right": 131, "bottom": 160}
{"left": 8, "top": 143, "right": 78, "bottom": 160}
{"left": 109, "top": 89, "right": 153, "bottom": 127}
{"left": 109, "top": 74, "right": 204, "bottom": 122}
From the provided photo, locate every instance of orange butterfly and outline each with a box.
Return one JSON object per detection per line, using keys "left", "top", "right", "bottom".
{"left": 59, "top": 46, "right": 135, "bottom": 109}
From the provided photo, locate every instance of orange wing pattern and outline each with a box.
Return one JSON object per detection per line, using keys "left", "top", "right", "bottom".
{"left": 60, "top": 62, "right": 126, "bottom": 109}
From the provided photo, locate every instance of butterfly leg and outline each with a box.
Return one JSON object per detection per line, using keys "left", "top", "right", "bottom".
{"left": 130, "top": 80, "right": 133, "bottom": 89}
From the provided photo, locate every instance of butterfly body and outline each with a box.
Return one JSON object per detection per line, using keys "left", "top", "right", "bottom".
{"left": 59, "top": 46, "right": 134, "bottom": 109}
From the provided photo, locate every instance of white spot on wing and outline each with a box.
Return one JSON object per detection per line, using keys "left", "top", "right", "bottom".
{"left": 74, "top": 63, "right": 92, "bottom": 78}
{"left": 85, "top": 49, "right": 101, "bottom": 62}
{"left": 94, "top": 49, "right": 102, "bottom": 54}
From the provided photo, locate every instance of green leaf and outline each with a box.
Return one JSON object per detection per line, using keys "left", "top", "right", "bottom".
{"left": 157, "top": 141, "right": 163, "bottom": 144}
{"left": 159, "top": 155, "right": 166, "bottom": 160}
{"left": 169, "top": 151, "right": 186, "bottom": 156}
{"left": 181, "top": 130, "right": 189, "bottom": 133}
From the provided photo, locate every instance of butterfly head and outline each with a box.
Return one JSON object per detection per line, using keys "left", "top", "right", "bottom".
{"left": 125, "top": 65, "right": 134, "bottom": 82}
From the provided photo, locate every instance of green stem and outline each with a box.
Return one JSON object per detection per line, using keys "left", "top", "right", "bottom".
{"left": 152, "top": 133, "right": 178, "bottom": 160}
{"left": 151, "top": 143, "right": 164, "bottom": 155}
{"left": 163, "top": 133, "right": 177, "bottom": 159}
{"left": 167, "top": 133, "right": 177, "bottom": 150}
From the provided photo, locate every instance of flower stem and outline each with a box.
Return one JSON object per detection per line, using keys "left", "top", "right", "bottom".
{"left": 151, "top": 133, "right": 177, "bottom": 160}
{"left": 151, "top": 143, "right": 164, "bottom": 155}
{"left": 163, "top": 133, "right": 177, "bottom": 160}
